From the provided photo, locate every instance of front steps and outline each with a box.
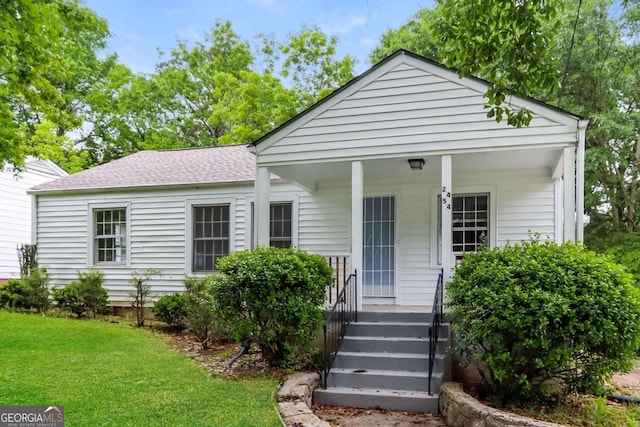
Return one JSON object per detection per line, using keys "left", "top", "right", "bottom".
{"left": 314, "top": 311, "right": 449, "bottom": 413}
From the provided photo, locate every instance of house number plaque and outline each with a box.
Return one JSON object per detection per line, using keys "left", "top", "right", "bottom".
{"left": 442, "top": 186, "right": 451, "bottom": 210}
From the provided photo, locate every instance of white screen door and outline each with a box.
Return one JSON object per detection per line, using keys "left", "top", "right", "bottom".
{"left": 363, "top": 196, "right": 395, "bottom": 297}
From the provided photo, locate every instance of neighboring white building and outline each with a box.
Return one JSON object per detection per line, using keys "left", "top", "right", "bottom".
{"left": 30, "top": 50, "right": 587, "bottom": 307}
{"left": 1, "top": 158, "right": 67, "bottom": 280}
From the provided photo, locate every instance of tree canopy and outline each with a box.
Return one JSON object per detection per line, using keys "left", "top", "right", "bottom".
{"left": 1, "top": 3, "right": 355, "bottom": 172}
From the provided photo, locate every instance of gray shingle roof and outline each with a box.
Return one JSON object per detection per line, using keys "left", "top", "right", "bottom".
{"left": 30, "top": 145, "right": 258, "bottom": 193}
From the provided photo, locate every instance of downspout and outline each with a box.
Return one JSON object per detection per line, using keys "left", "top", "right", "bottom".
{"left": 576, "top": 119, "right": 588, "bottom": 242}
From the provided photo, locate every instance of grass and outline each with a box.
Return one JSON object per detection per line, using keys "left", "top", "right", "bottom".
{"left": 514, "top": 394, "right": 640, "bottom": 427}
{"left": 0, "top": 312, "right": 281, "bottom": 426}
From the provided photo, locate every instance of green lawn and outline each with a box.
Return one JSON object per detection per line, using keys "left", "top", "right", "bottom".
{"left": 0, "top": 312, "right": 281, "bottom": 426}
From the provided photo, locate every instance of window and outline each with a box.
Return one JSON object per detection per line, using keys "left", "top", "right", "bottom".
{"left": 192, "top": 205, "right": 230, "bottom": 272}
{"left": 437, "top": 193, "right": 489, "bottom": 264}
{"left": 269, "top": 203, "right": 293, "bottom": 248}
{"left": 452, "top": 194, "right": 489, "bottom": 254}
{"left": 94, "top": 208, "right": 127, "bottom": 263}
{"left": 250, "top": 201, "right": 294, "bottom": 248}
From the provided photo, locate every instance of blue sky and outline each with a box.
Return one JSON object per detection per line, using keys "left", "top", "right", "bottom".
{"left": 83, "top": 0, "right": 434, "bottom": 75}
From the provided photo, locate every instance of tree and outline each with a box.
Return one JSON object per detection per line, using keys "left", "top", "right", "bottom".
{"left": 0, "top": 0, "right": 113, "bottom": 171}
{"left": 279, "top": 26, "right": 356, "bottom": 108}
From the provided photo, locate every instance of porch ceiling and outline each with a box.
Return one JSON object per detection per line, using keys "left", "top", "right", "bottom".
{"left": 270, "top": 147, "right": 564, "bottom": 186}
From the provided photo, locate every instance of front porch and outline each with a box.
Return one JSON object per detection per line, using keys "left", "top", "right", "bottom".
{"left": 260, "top": 146, "right": 579, "bottom": 311}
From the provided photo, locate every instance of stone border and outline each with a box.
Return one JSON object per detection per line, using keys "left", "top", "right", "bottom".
{"left": 439, "top": 382, "right": 566, "bottom": 427}
{"left": 277, "top": 372, "right": 329, "bottom": 427}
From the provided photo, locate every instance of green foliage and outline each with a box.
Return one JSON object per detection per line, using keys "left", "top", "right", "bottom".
{"left": 447, "top": 239, "right": 640, "bottom": 406}
{"left": 435, "top": 0, "right": 561, "bottom": 127}
{"left": 128, "top": 269, "right": 159, "bottom": 327}
{"left": 152, "top": 293, "right": 187, "bottom": 329}
{"left": 585, "top": 229, "right": 640, "bottom": 286}
{"left": 0, "top": 279, "right": 30, "bottom": 309}
{"left": 53, "top": 270, "right": 109, "bottom": 318}
{"left": 183, "top": 276, "right": 231, "bottom": 349}
{"left": 371, "top": 8, "right": 441, "bottom": 64}
{"left": 21, "top": 267, "right": 51, "bottom": 313}
{"left": 0, "top": 0, "right": 113, "bottom": 170}
{"left": 212, "top": 247, "right": 333, "bottom": 368}
{"left": 279, "top": 26, "right": 356, "bottom": 107}
{"left": 0, "top": 268, "right": 50, "bottom": 312}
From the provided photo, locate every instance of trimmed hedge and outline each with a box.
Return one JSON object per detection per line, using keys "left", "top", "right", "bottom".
{"left": 447, "top": 239, "right": 640, "bottom": 406}
{"left": 212, "top": 246, "right": 333, "bottom": 368}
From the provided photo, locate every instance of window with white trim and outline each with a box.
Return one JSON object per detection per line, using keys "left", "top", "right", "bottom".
{"left": 269, "top": 203, "right": 293, "bottom": 248}
{"left": 192, "top": 204, "right": 230, "bottom": 272}
{"left": 250, "top": 201, "right": 294, "bottom": 248}
{"left": 438, "top": 193, "right": 489, "bottom": 263}
{"left": 94, "top": 208, "right": 127, "bottom": 263}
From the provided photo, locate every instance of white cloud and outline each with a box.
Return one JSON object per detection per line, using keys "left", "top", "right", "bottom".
{"left": 319, "top": 14, "right": 368, "bottom": 36}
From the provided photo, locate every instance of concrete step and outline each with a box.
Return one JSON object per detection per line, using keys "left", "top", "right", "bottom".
{"left": 339, "top": 335, "right": 449, "bottom": 354}
{"left": 313, "top": 386, "right": 440, "bottom": 412}
{"left": 326, "top": 367, "right": 444, "bottom": 392}
{"left": 346, "top": 321, "right": 431, "bottom": 338}
{"left": 333, "top": 351, "right": 446, "bottom": 372}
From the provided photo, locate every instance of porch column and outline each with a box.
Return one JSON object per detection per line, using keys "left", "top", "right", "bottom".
{"left": 553, "top": 178, "right": 563, "bottom": 243}
{"left": 563, "top": 146, "right": 576, "bottom": 242}
{"left": 254, "top": 166, "right": 271, "bottom": 247}
{"left": 441, "top": 155, "right": 453, "bottom": 284}
{"left": 351, "top": 161, "right": 363, "bottom": 311}
{"left": 576, "top": 120, "right": 588, "bottom": 242}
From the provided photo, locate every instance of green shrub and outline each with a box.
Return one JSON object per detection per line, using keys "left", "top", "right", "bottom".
{"left": 447, "top": 239, "right": 640, "bottom": 406}
{"left": 53, "top": 270, "right": 109, "bottom": 318}
{"left": 0, "top": 268, "right": 50, "bottom": 312}
{"left": 0, "top": 279, "right": 30, "bottom": 309}
{"left": 129, "top": 270, "right": 159, "bottom": 327}
{"left": 182, "top": 276, "right": 231, "bottom": 349}
{"left": 152, "top": 293, "right": 186, "bottom": 328}
{"left": 212, "top": 246, "right": 333, "bottom": 368}
{"left": 22, "top": 267, "right": 50, "bottom": 312}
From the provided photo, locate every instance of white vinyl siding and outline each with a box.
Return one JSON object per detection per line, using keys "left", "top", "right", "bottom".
{"left": 257, "top": 58, "right": 578, "bottom": 165}
{"left": 0, "top": 162, "right": 65, "bottom": 279}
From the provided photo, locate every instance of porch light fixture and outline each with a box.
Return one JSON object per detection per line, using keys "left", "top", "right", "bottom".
{"left": 408, "top": 158, "right": 425, "bottom": 171}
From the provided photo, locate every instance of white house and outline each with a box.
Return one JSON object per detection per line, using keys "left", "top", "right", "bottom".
{"left": 0, "top": 158, "right": 67, "bottom": 281}
{"left": 29, "top": 50, "right": 587, "bottom": 308}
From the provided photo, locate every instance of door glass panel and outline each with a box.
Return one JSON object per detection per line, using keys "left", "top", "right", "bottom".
{"left": 363, "top": 196, "right": 395, "bottom": 297}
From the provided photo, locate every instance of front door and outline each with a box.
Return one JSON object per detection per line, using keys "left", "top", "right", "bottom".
{"left": 363, "top": 195, "right": 395, "bottom": 297}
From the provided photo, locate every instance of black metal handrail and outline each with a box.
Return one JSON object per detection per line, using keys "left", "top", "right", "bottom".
{"left": 428, "top": 269, "right": 444, "bottom": 395}
{"left": 322, "top": 270, "right": 357, "bottom": 388}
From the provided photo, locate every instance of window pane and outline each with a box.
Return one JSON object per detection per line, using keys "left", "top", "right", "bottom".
{"left": 269, "top": 203, "right": 292, "bottom": 247}
{"left": 192, "top": 204, "right": 229, "bottom": 272}
{"left": 444, "top": 194, "right": 490, "bottom": 257}
{"left": 94, "top": 208, "right": 127, "bottom": 264}
{"left": 452, "top": 197, "right": 463, "bottom": 212}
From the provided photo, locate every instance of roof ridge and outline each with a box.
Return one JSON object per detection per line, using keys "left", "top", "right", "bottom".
{"left": 158, "top": 143, "right": 250, "bottom": 153}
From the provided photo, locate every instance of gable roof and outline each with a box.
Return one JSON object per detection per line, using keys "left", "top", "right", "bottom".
{"left": 252, "top": 49, "right": 583, "bottom": 151}
{"left": 29, "top": 145, "right": 257, "bottom": 194}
